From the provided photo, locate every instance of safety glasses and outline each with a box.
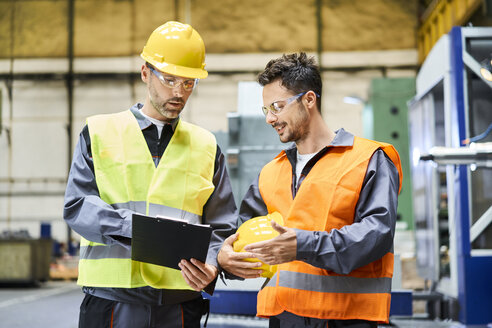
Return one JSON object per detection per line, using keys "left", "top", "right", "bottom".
{"left": 261, "top": 92, "right": 307, "bottom": 116}
{"left": 148, "top": 65, "right": 197, "bottom": 91}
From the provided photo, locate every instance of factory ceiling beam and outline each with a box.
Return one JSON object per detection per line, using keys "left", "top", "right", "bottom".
{"left": 418, "top": 0, "right": 484, "bottom": 63}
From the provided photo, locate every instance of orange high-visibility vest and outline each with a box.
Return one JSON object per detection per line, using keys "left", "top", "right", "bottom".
{"left": 256, "top": 136, "right": 402, "bottom": 323}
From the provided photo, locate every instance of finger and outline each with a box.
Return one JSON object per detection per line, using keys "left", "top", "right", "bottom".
{"left": 249, "top": 253, "right": 270, "bottom": 264}
{"left": 227, "top": 265, "right": 263, "bottom": 279}
{"left": 189, "top": 258, "right": 208, "bottom": 275}
{"left": 183, "top": 262, "right": 218, "bottom": 291}
{"left": 243, "top": 240, "right": 269, "bottom": 252}
{"left": 181, "top": 271, "right": 200, "bottom": 291}
{"left": 249, "top": 251, "right": 280, "bottom": 265}
{"left": 237, "top": 268, "right": 263, "bottom": 279}
{"left": 232, "top": 258, "right": 263, "bottom": 269}
{"left": 203, "top": 263, "right": 219, "bottom": 279}
{"left": 185, "top": 260, "right": 218, "bottom": 288}
{"left": 224, "top": 233, "right": 239, "bottom": 245}
{"left": 189, "top": 259, "right": 218, "bottom": 281}
{"left": 180, "top": 260, "right": 207, "bottom": 281}
{"left": 232, "top": 251, "right": 259, "bottom": 260}
{"left": 178, "top": 260, "right": 195, "bottom": 279}
{"left": 271, "top": 220, "right": 288, "bottom": 233}
{"left": 258, "top": 257, "right": 276, "bottom": 265}
{"left": 179, "top": 263, "right": 201, "bottom": 291}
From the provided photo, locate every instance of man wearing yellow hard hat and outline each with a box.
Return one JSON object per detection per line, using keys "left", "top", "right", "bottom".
{"left": 218, "top": 53, "right": 403, "bottom": 327}
{"left": 64, "top": 21, "right": 238, "bottom": 327}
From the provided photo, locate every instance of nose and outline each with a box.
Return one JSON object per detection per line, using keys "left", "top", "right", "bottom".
{"left": 265, "top": 110, "right": 277, "bottom": 124}
{"left": 172, "top": 84, "right": 185, "bottom": 97}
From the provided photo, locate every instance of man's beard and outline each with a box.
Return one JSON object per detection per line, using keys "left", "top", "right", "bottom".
{"left": 274, "top": 104, "right": 309, "bottom": 143}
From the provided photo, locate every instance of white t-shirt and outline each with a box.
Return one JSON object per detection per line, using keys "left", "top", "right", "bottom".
{"left": 296, "top": 151, "right": 317, "bottom": 185}
{"left": 139, "top": 110, "right": 166, "bottom": 139}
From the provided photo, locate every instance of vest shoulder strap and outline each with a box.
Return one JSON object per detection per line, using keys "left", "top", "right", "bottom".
{"left": 178, "top": 120, "right": 217, "bottom": 150}
{"left": 87, "top": 110, "right": 134, "bottom": 135}
{"left": 356, "top": 137, "right": 403, "bottom": 193}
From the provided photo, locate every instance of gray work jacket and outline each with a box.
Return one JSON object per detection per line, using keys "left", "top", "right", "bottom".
{"left": 237, "top": 129, "right": 400, "bottom": 275}
{"left": 64, "top": 103, "right": 237, "bottom": 305}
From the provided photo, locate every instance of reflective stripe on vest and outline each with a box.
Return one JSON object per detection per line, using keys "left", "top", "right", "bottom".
{"left": 78, "top": 110, "right": 216, "bottom": 289}
{"left": 80, "top": 243, "right": 130, "bottom": 260}
{"left": 278, "top": 272, "right": 392, "bottom": 294}
{"left": 265, "top": 272, "right": 392, "bottom": 294}
{"left": 95, "top": 201, "right": 202, "bottom": 224}
{"left": 79, "top": 203, "right": 201, "bottom": 259}
{"left": 256, "top": 136, "right": 402, "bottom": 322}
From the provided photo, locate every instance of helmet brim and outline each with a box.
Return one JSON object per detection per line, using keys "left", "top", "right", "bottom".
{"left": 141, "top": 54, "right": 208, "bottom": 80}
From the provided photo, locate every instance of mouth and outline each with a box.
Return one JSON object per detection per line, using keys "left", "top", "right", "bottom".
{"left": 273, "top": 123, "right": 285, "bottom": 134}
{"left": 167, "top": 101, "right": 184, "bottom": 109}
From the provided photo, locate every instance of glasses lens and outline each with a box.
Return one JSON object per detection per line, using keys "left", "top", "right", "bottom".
{"left": 262, "top": 104, "right": 279, "bottom": 116}
{"left": 150, "top": 67, "right": 196, "bottom": 90}
{"left": 262, "top": 92, "right": 306, "bottom": 116}
{"left": 182, "top": 79, "right": 196, "bottom": 90}
{"left": 271, "top": 102, "right": 281, "bottom": 114}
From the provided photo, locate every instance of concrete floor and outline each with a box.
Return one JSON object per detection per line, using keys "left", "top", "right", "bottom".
{"left": 0, "top": 281, "right": 82, "bottom": 328}
{"left": 0, "top": 281, "right": 269, "bottom": 328}
{"left": 0, "top": 280, "right": 466, "bottom": 328}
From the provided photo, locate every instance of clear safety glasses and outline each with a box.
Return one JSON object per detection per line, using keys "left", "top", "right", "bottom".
{"left": 261, "top": 91, "right": 321, "bottom": 116}
{"left": 261, "top": 92, "right": 307, "bottom": 116}
{"left": 148, "top": 66, "right": 197, "bottom": 91}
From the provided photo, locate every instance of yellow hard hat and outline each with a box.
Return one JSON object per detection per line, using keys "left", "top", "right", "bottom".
{"left": 140, "top": 21, "right": 208, "bottom": 79}
{"left": 233, "top": 212, "right": 284, "bottom": 278}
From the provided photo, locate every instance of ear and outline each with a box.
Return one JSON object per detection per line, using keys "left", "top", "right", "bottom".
{"left": 141, "top": 64, "right": 149, "bottom": 83}
{"left": 304, "top": 90, "right": 318, "bottom": 111}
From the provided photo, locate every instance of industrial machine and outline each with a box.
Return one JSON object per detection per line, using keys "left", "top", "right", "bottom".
{"left": 215, "top": 82, "right": 285, "bottom": 205}
{"left": 0, "top": 230, "right": 52, "bottom": 284}
{"left": 409, "top": 27, "right": 492, "bottom": 327}
{"left": 364, "top": 77, "right": 416, "bottom": 231}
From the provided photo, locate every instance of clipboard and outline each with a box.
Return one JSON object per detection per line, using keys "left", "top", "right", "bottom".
{"left": 131, "top": 213, "right": 212, "bottom": 270}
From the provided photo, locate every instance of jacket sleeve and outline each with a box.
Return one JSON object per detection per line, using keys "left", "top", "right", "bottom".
{"left": 295, "top": 149, "right": 400, "bottom": 274}
{"left": 238, "top": 174, "right": 269, "bottom": 224}
{"left": 202, "top": 145, "right": 238, "bottom": 268}
{"left": 63, "top": 126, "right": 133, "bottom": 248}
{"left": 197, "top": 145, "right": 238, "bottom": 294}
{"left": 215, "top": 174, "right": 268, "bottom": 281}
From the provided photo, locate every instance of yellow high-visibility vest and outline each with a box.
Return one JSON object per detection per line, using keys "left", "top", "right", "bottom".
{"left": 77, "top": 110, "right": 216, "bottom": 289}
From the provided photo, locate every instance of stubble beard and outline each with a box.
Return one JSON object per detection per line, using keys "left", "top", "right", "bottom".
{"left": 149, "top": 83, "right": 185, "bottom": 121}
{"left": 278, "top": 104, "right": 309, "bottom": 143}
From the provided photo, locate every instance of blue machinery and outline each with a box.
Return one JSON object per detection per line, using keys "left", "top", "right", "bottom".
{"left": 409, "top": 27, "right": 492, "bottom": 327}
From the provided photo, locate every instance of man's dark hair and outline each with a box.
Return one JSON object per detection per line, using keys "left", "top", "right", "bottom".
{"left": 257, "top": 52, "right": 322, "bottom": 111}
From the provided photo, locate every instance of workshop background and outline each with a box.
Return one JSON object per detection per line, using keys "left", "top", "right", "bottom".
{"left": 0, "top": 0, "right": 491, "bottom": 327}
{"left": 0, "top": 0, "right": 422, "bottom": 248}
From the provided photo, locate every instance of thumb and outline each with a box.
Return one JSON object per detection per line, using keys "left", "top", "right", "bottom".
{"left": 271, "top": 220, "right": 288, "bottom": 234}
{"left": 225, "top": 233, "right": 238, "bottom": 245}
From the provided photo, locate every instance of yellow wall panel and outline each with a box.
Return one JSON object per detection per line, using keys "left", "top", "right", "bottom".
{"left": 0, "top": 2, "right": 13, "bottom": 58}
{"left": 322, "top": 0, "right": 417, "bottom": 51}
{"left": 74, "top": 0, "right": 175, "bottom": 57}
{"left": 0, "top": 0, "right": 419, "bottom": 59}
{"left": 131, "top": 0, "right": 175, "bottom": 54}
{"left": 74, "top": 0, "right": 132, "bottom": 57}
{"left": 192, "top": 0, "right": 317, "bottom": 53}
{"left": 1, "top": 1, "right": 67, "bottom": 58}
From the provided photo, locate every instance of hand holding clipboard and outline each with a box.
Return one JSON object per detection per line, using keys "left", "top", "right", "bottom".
{"left": 131, "top": 213, "right": 212, "bottom": 270}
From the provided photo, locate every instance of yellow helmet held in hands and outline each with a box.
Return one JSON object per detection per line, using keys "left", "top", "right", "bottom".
{"left": 140, "top": 21, "right": 208, "bottom": 79}
{"left": 233, "top": 212, "right": 284, "bottom": 278}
